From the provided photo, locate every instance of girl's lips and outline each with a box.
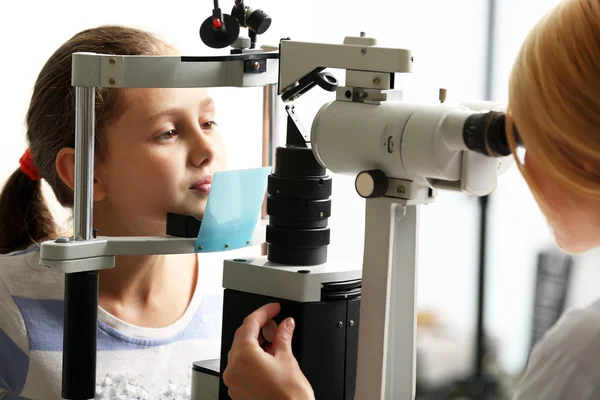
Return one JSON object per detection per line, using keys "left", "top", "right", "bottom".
{"left": 190, "top": 176, "right": 212, "bottom": 193}
{"left": 192, "top": 183, "right": 212, "bottom": 193}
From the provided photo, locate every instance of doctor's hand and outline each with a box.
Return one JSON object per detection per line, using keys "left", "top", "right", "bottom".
{"left": 222, "top": 303, "right": 315, "bottom": 400}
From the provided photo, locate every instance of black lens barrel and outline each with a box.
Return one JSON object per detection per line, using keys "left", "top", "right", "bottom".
{"left": 266, "top": 146, "right": 332, "bottom": 265}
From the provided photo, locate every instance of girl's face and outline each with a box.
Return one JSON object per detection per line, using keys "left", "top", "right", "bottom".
{"left": 524, "top": 151, "right": 600, "bottom": 254}
{"left": 94, "top": 87, "right": 227, "bottom": 231}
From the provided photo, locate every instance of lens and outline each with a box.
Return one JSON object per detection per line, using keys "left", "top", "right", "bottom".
{"left": 266, "top": 146, "right": 332, "bottom": 266}
{"left": 463, "top": 111, "right": 511, "bottom": 157}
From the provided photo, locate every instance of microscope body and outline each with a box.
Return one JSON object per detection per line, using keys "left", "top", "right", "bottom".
{"left": 192, "top": 33, "right": 515, "bottom": 400}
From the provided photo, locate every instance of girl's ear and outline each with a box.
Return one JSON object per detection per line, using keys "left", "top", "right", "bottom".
{"left": 55, "top": 147, "right": 107, "bottom": 202}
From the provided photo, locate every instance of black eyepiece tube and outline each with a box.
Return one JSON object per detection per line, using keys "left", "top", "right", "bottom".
{"left": 463, "top": 111, "right": 522, "bottom": 157}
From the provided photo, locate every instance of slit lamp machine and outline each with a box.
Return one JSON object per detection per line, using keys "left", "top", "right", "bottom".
{"left": 38, "top": 1, "right": 519, "bottom": 399}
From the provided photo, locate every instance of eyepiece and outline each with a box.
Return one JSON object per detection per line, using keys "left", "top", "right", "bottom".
{"left": 462, "top": 111, "right": 522, "bottom": 157}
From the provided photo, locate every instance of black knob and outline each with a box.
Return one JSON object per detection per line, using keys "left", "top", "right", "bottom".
{"left": 246, "top": 8, "right": 271, "bottom": 34}
{"left": 355, "top": 170, "right": 388, "bottom": 198}
{"left": 199, "top": 13, "right": 240, "bottom": 49}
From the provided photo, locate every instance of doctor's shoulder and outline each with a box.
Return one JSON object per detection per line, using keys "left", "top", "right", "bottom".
{"left": 513, "top": 299, "right": 600, "bottom": 400}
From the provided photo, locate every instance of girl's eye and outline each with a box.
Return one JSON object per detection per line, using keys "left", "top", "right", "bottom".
{"left": 201, "top": 121, "right": 218, "bottom": 131}
{"left": 156, "top": 129, "right": 177, "bottom": 142}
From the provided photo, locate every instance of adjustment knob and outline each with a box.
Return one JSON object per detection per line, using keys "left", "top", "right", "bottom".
{"left": 232, "top": 36, "right": 251, "bottom": 50}
{"left": 355, "top": 170, "right": 388, "bottom": 198}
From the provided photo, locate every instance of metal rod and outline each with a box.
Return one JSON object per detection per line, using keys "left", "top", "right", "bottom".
{"left": 62, "top": 86, "right": 98, "bottom": 400}
{"left": 261, "top": 83, "right": 279, "bottom": 219}
{"left": 73, "top": 86, "right": 95, "bottom": 241}
{"left": 484, "top": 0, "right": 497, "bottom": 101}
{"left": 262, "top": 83, "right": 279, "bottom": 170}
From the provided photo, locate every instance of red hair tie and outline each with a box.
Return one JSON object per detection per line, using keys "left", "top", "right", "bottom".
{"left": 19, "top": 148, "right": 42, "bottom": 181}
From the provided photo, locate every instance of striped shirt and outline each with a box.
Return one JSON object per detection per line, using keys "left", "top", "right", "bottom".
{"left": 0, "top": 244, "right": 244, "bottom": 400}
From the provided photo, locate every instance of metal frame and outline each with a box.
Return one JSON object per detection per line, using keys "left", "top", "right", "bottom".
{"left": 40, "top": 51, "right": 279, "bottom": 400}
{"left": 277, "top": 39, "right": 413, "bottom": 93}
{"left": 71, "top": 52, "right": 279, "bottom": 88}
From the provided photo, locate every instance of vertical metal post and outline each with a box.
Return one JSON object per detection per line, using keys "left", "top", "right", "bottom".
{"left": 355, "top": 198, "right": 419, "bottom": 400}
{"left": 262, "top": 83, "right": 279, "bottom": 169}
{"left": 261, "top": 83, "right": 279, "bottom": 254}
{"left": 73, "top": 86, "right": 95, "bottom": 241}
{"left": 62, "top": 86, "right": 98, "bottom": 400}
{"left": 386, "top": 204, "right": 419, "bottom": 399}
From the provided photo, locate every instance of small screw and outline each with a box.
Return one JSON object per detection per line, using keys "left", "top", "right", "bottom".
{"left": 372, "top": 77, "right": 380, "bottom": 85}
{"left": 439, "top": 88, "right": 448, "bottom": 103}
{"left": 253, "top": 61, "right": 260, "bottom": 71}
{"left": 319, "top": 212, "right": 324, "bottom": 217}
{"left": 397, "top": 186, "right": 406, "bottom": 195}
{"left": 198, "top": 245, "right": 204, "bottom": 250}
{"left": 109, "top": 57, "right": 116, "bottom": 65}
{"left": 361, "top": 48, "right": 367, "bottom": 55}
{"left": 337, "top": 321, "right": 344, "bottom": 328}
{"left": 358, "top": 92, "right": 367, "bottom": 99}
{"left": 225, "top": 243, "right": 230, "bottom": 248}
{"left": 410, "top": 56, "right": 414, "bottom": 63}
{"left": 109, "top": 78, "right": 116, "bottom": 85}
{"left": 349, "top": 320, "right": 355, "bottom": 327}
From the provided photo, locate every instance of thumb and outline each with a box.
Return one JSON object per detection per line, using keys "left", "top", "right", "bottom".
{"left": 272, "top": 317, "right": 295, "bottom": 355}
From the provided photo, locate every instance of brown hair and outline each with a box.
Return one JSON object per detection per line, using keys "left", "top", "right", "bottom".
{"left": 507, "top": 0, "right": 600, "bottom": 214}
{"left": 0, "top": 25, "right": 175, "bottom": 254}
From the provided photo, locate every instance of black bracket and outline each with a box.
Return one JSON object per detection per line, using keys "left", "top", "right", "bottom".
{"left": 166, "top": 213, "right": 201, "bottom": 238}
{"left": 281, "top": 68, "right": 339, "bottom": 102}
{"left": 244, "top": 58, "right": 267, "bottom": 72}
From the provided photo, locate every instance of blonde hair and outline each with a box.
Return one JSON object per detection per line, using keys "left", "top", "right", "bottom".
{"left": 507, "top": 0, "right": 600, "bottom": 206}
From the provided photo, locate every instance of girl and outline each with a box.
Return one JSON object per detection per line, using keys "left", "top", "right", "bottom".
{"left": 0, "top": 25, "right": 233, "bottom": 399}
{"left": 223, "top": 0, "right": 600, "bottom": 399}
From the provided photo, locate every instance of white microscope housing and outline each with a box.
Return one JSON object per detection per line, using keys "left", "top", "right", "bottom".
{"left": 193, "top": 34, "right": 515, "bottom": 400}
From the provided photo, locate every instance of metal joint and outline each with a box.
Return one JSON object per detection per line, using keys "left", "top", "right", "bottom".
{"left": 245, "top": 59, "right": 267, "bottom": 73}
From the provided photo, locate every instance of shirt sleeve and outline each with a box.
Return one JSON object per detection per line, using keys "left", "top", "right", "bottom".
{"left": 513, "top": 305, "right": 600, "bottom": 400}
{"left": 514, "top": 346, "right": 596, "bottom": 400}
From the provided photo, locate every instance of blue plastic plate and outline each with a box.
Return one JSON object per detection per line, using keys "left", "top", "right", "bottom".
{"left": 195, "top": 167, "right": 271, "bottom": 252}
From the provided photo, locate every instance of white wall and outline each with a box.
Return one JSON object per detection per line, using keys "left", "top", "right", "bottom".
{"left": 6, "top": 0, "right": 563, "bottom": 375}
